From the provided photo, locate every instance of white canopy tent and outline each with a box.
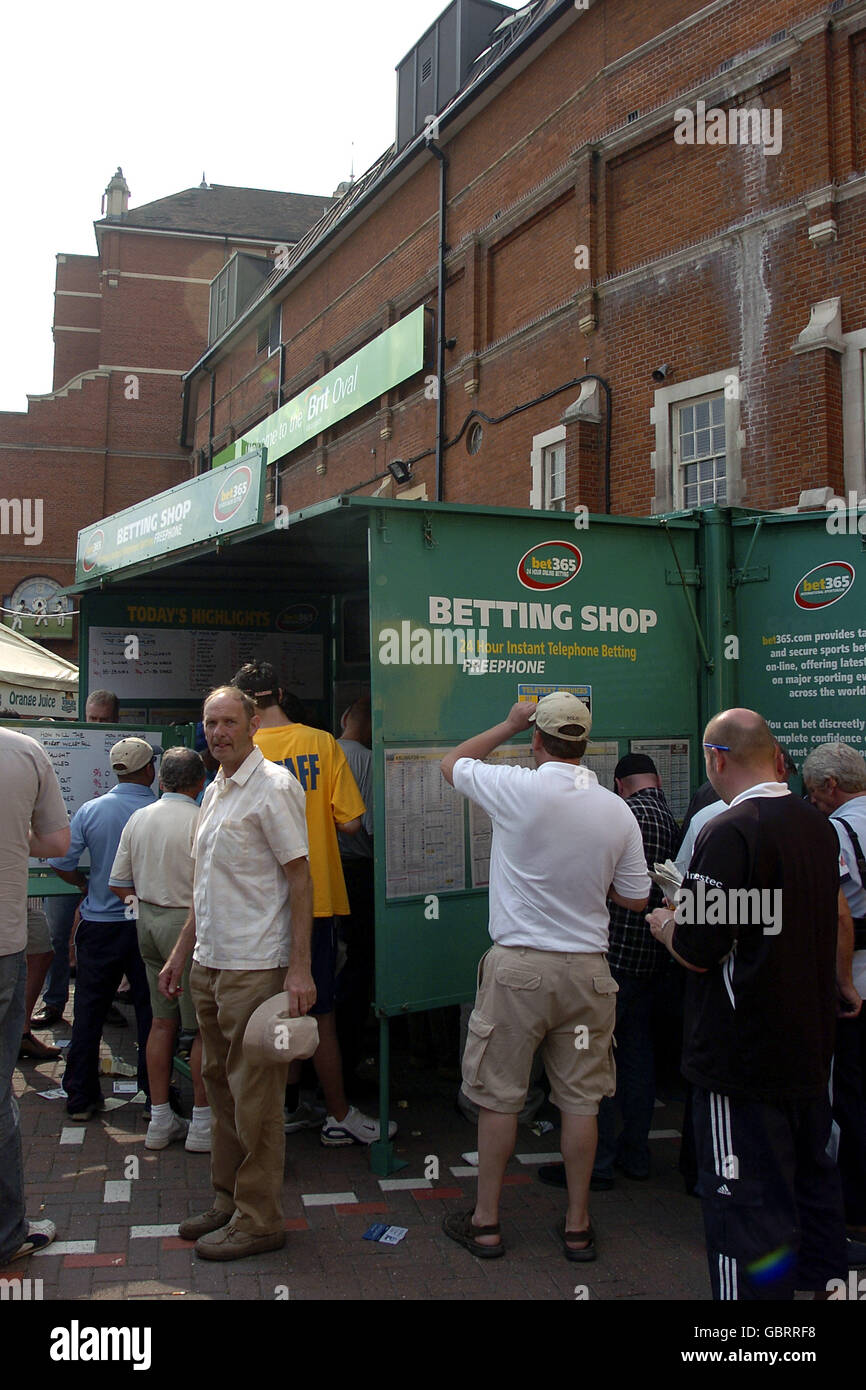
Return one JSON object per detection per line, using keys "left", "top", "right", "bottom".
{"left": 0, "top": 623, "right": 79, "bottom": 718}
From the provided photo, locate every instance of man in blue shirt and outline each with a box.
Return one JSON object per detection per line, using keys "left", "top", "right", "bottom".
{"left": 49, "top": 739, "right": 158, "bottom": 1119}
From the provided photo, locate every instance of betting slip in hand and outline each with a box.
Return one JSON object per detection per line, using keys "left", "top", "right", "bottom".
{"left": 650, "top": 859, "right": 683, "bottom": 902}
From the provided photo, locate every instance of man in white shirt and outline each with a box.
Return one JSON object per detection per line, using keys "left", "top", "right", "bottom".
{"left": 440, "top": 693, "right": 650, "bottom": 1262}
{"left": 160, "top": 686, "right": 315, "bottom": 1262}
{"left": 109, "top": 746, "right": 210, "bottom": 1154}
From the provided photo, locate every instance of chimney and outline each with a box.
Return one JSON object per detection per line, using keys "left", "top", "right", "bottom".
{"left": 103, "top": 167, "right": 130, "bottom": 220}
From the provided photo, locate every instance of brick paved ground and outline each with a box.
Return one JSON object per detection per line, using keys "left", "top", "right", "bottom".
{"left": 3, "top": 1001, "right": 712, "bottom": 1304}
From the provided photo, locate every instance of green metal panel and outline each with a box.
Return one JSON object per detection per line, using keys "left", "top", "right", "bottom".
{"left": 368, "top": 505, "right": 702, "bottom": 1015}
{"left": 731, "top": 512, "right": 866, "bottom": 766}
{"left": 698, "top": 507, "right": 738, "bottom": 724}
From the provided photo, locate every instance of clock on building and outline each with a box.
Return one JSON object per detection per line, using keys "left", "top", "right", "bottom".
{"left": 3, "top": 576, "right": 74, "bottom": 642}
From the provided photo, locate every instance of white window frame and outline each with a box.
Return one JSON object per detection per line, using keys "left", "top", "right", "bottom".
{"left": 672, "top": 390, "right": 728, "bottom": 509}
{"left": 650, "top": 368, "right": 742, "bottom": 513}
{"left": 841, "top": 328, "right": 866, "bottom": 498}
{"left": 530, "top": 425, "right": 566, "bottom": 510}
{"left": 268, "top": 305, "right": 282, "bottom": 357}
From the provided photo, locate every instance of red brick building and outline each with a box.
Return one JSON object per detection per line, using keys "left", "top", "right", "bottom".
{"left": 0, "top": 171, "right": 333, "bottom": 656}
{"left": 184, "top": 0, "right": 866, "bottom": 530}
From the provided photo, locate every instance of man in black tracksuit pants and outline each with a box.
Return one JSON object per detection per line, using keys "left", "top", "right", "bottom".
{"left": 648, "top": 708, "right": 859, "bottom": 1300}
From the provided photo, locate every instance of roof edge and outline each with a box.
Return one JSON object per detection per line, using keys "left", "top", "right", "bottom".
{"left": 182, "top": 0, "right": 576, "bottom": 381}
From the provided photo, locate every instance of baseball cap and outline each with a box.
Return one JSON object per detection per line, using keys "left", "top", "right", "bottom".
{"left": 614, "top": 753, "right": 658, "bottom": 779}
{"left": 528, "top": 691, "right": 592, "bottom": 740}
{"left": 243, "top": 993, "right": 320, "bottom": 1066}
{"left": 109, "top": 738, "right": 160, "bottom": 774}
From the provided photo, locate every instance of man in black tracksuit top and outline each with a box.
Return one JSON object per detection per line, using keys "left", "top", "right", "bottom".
{"left": 648, "top": 708, "right": 858, "bottom": 1300}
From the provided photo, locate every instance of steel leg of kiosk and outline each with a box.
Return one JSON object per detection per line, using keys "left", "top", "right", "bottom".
{"left": 369, "top": 1014, "right": 406, "bottom": 1175}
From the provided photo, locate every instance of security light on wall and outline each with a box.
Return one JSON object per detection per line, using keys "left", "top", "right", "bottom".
{"left": 388, "top": 459, "right": 413, "bottom": 485}
{"left": 652, "top": 363, "right": 673, "bottom": 382}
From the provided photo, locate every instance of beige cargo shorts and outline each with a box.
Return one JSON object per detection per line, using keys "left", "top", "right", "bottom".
{"left": 460, "top": 942, "right": 618, "bottom": 1116}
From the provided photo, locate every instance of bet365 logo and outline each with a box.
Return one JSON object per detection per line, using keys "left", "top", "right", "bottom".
{"left": 793, "top": 561, "right": 854, "bottom": 611}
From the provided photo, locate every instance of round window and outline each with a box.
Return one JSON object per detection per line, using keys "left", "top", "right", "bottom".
{"left": 467, "top": 422, "right": 483, "bottom": 455}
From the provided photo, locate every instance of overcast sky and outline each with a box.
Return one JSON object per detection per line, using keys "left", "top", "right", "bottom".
{"left": 0, "top": 0, "right": 518, "bottom": 413}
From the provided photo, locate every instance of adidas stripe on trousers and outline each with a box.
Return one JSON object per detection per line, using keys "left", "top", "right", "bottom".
{"left": 691, "top": 1086, "right": 847, "bottom": 1299}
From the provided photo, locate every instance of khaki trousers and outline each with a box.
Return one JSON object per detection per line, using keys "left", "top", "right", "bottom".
{"left": 190, "top": 962, "right": 288, "bottom": 1235}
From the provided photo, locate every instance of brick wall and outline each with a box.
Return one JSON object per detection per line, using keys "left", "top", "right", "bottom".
{"left": 0, "top": 219, "right": 273, "bottom": 656}
{"left": 4, "top": 0, "right": 866, "bottom": 667}
{"left": 191, "top": 0, "right": 866, "bottom": 529}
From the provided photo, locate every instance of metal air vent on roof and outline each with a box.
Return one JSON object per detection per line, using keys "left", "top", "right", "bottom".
{"left": 207, "top": 253, "right": 271, "bottom": 346}
{"left": 396, "top": 0, "right": 514, "bottom": 151}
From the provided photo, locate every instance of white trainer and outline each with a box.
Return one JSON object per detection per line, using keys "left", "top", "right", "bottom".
{"left": 10, "top": 1219, "right": 56, "bottom": 1260}
{"left": 185, "top": 1118, "right": 212, "bottom": 1152}
{"left": 145, "top": 1111, "right": 189, "bottom": 1150}
{"left": 320, "top": 1105, "right": 398, "bottom": 1147}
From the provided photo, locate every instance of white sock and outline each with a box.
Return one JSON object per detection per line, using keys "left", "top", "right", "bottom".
{"left": 150, "top": 1102, "right": 171, "bottom": 1123}
{"left": 192, "top": 1106, "right": 211, "bottom": 1124}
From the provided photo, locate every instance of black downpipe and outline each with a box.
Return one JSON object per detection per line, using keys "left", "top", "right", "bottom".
{"left": 427, "top": 140, "right": 448, "bottom": 502}
{"left": 207, "top": 369, "right": 216, "bottom": 468}
{"left": 600, "top": 376, "right": 612, "bottom": 515}
{"left": 179, "top": 378, "right": 191, "bottom": 455}
{"left": 276, "top": 343, "right": 287, "bottom": 511}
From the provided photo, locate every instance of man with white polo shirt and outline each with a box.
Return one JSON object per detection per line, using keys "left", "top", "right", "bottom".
{"left": 440, "top": 693, "right": 650, "bottom": 1261}
{"left": 159, "top": 686, "right": 315, "bottom": 1262}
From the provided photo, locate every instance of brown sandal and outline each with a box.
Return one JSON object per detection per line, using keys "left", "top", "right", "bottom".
{"left": 560, "top": 1222, "right": 597, "bottom": 1262}
{"left": 442, "top": 1210, "right": 505, "bottom": 1258}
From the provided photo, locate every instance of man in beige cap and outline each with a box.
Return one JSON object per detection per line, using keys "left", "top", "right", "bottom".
{"left": 440, "top": 693, "right": 650, "bottom": 1262}
{"left": 49, "top": 737, "right": 158, "bottom": 1119}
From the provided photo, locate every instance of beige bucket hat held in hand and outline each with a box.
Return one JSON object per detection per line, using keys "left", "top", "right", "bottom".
{"left": 242, "top": 994, "right": 319, "bottom": 1065}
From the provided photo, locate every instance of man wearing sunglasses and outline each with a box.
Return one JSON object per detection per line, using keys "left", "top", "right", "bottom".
{"left": 648, "top": 708, "right": 857, "bottom": 1301}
